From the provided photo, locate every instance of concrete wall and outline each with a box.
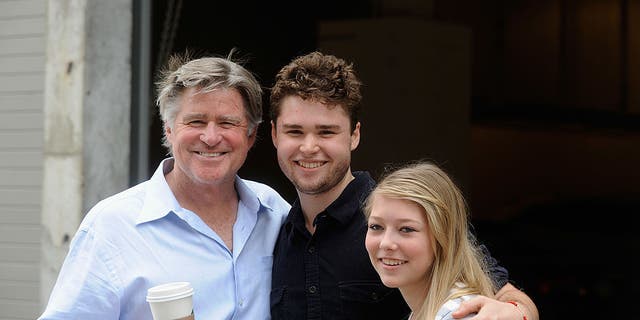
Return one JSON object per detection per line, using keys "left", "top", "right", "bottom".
{"left": 0, "top": 1, "right": 46, "bottom": 318}
{"left": 40, "top": 0, "right": 132, "bottom": 313}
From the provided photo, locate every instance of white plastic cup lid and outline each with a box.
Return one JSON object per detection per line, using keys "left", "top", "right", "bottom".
{"left": 146, "top": 282, "right": 194, "bottom": 303}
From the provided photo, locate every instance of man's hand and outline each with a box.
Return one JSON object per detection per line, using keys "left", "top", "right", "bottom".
{"left": 452, "top": 283, "right": 539, "bottom": 320}
{"left": 452, "top": 296, "right": 523, "bottom": 319}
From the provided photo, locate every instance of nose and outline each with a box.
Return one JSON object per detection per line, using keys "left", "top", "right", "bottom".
{"left": 200, "top": 122, "right": 222, "bottom": 146}
{"left": 299, "top": 134, "right": 320, "bottom": 154}
{"left": 379, "top": 231, "right": 397, "bottom": 251}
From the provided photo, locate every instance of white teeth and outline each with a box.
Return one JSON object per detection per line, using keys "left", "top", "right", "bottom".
{"left": 298, "top": 161, "right": 323, "bottom": 169}
{"left": 198, "top": 152, "right": 223, "bottom": 157}
{"left": 381, "top": 258, "right": 406, "bottom": 266}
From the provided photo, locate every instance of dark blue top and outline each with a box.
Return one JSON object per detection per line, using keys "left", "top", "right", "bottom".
{"left": 270, "top": 171, "right": 508, "bottom": 320}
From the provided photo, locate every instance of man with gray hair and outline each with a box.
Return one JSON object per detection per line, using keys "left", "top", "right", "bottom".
{"left": 39, "top": 53, "right": 290, "bottom": 319}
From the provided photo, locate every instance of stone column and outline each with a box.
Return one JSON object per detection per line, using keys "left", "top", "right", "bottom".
{"left": 41, "top": 0, "right": 131, "bottom": 307}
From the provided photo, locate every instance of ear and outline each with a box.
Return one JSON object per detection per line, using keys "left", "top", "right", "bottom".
{"left": 165, "top": 125, "right": 173, "bottom": 141}
{"left": 248, "top": 127, "right": 257, "bottom": 148}
{"left": 350, "top": 122, "right": 361, "bottom": 151}
{"left": 271, "top": 120, "right": 278, "bottom": 148}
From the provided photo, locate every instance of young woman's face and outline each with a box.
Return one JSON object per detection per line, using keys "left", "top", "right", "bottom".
{"left": 365, "top": 194, "right": 434, "bottom": 292}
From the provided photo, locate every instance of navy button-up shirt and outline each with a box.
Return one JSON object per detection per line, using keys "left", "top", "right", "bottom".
{"left": 271, "top": 172, "right": 410, "bottom": 320}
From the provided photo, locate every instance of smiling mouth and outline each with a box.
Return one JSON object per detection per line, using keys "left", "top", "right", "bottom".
{"left": 380, "top": 258, "right": 408, "bottom": 266}
{"left": 197, "top": 151, "right": 225, "bottom": 157}
{"left": 296, "top": 161, "right": 326, "bottom": 169}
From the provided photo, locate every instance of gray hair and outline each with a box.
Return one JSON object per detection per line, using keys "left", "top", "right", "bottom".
{"left": 155, "top": 53, "right": 263, "bottom": 154}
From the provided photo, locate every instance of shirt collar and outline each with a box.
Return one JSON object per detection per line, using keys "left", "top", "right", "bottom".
{"left": 136, "top": 158, "right": 181, "bottom": 224}
{"left": 136, "top": 158, "right": 270, "bottom": 225}
{"left": 284, "top": 171, "right": 375, "bottom": 232}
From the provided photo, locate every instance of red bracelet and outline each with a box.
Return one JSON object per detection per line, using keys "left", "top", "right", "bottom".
{"left": 507, "top": 301, "right": 527, "bottom": 320}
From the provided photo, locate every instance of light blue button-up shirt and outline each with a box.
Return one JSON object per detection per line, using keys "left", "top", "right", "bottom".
{"left": 39, "top": 159, "right": 290, "bottom": 320}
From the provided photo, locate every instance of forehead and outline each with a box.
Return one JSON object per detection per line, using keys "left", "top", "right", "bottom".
{"left": 178, "top": 87, "right": 246, "bottom": 115}
{"left": 370, "top": 195, "right": 426, "bottom": 222}
{"left": 277, "top": 95, "right": 350, "bottom": 125}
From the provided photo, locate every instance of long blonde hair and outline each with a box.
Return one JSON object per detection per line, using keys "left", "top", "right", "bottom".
{"left": 364, "top": 161, "right": 496, "bottom": 319}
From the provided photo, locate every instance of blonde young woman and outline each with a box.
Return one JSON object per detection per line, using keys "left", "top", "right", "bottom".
{"left": 364, "top": 162, "right": 497, "bottom": 320}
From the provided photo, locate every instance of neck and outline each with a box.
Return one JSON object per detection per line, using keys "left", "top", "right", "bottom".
{"left": 298, "top": 170, "right": 355, "bottom": 234}
{"left": 400, "top": 283, "right": 429, "bottom": 319}
{"left": 165, "top": 170, "right": 239, "bottom": 250}
{"left": 165, "top": 170, "right": 238, "bottom": 218}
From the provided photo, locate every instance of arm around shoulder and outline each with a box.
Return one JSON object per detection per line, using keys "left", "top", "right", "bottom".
{"left": 494, "top": 282, "right": 539, "bottom": 320}
{"left": 451, "top": 283, "right": 538, "bottom": 320}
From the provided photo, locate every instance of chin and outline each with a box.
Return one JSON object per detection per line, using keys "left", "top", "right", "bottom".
{"left": 292, "top": 180, "right": 325, "bottom": 195}
{"left": 379, "top": 278, "right": 401, "bottom": 289}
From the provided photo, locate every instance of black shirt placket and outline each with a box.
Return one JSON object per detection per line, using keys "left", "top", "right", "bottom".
{"left": 304, "top": 212, "right": 329, "bottom": 320}
{"left": 304, "top": 236, "right": 321, "bottom": 320}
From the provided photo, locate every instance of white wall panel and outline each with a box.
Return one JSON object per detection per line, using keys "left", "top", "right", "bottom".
{"left": 0, "top": 1, "right": 45, "bottom": 318}
{"left": 0, "top": 55, "right": 45, "bottom": 73}
{"left": 0, "top": 18, "right": 45, "bottom": 37}
{"left": 0, "top": 132, "right": 43, "bottom": 149}
{"left": 0, "top": 262, "right": 38, "bottom": 281}
{"left": 0, "top": 206, "right": 40, "bottom": 224}
{"left": 0, "top": 94, "right": 43, "bottom": 112}
{"left": 0, "top": 37, "right": 45, "bottom": 55}
{"left": 0, "top": 74, "right": 45, "bottom": 92}
{"left": 0, "top": 151, "right": 43, "bottom": 168}
{"left": 0, "top": 281, "right": 38, "bottom": 300}
{"left": 0, "top": 1, "right": 45, "bottom": 18}
{"left": 0, "top": 189, "right": 41, "bottom": 206}
{"left": 0, "top": 169, "right": 42, "bottom": 186}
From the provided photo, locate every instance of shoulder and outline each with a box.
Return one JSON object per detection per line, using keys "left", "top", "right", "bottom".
{"left": 79, "top": 182, "right": 148, "bottom": 233}
{"left": 238, "top": 178, "right": 291, "bottom": 214}
{"left": 437, "top": 294, "right": 478, "bottom": 320}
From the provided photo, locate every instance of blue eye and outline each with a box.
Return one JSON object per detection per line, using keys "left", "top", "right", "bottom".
{"left": 368, "top": 224, "right": 382, "bottom": 231}
{"left": 399, "top": 227, "right": 416, "bottom": 233}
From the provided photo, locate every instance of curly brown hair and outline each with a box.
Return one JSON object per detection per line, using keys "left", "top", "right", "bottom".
{"left": 269, "top": 51, "right": 362, "bottom": 131}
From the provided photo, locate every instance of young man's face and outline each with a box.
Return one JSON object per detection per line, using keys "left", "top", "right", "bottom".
{"left": 166, "top": 87, "right": 255, "bottom": 188}
{"left": 271, "top": 95, "right": 360, "bottom": 196}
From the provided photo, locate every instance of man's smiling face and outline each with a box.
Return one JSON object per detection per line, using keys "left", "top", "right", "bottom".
{"left": 271, "top": 95, "right": 360, "bottom": 196}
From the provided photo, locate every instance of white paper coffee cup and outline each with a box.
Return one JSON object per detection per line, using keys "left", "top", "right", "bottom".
{"left": 146, "top": 282, "right": 195, "bottom": 320}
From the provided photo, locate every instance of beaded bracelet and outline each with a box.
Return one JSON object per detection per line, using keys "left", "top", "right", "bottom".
{"left": 507, "top": 301, "right": 527, "bottom": 320}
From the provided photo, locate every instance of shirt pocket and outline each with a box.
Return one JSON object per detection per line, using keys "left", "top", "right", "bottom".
{"left": 339, "top": 281, "right": 406, "bottom": 320}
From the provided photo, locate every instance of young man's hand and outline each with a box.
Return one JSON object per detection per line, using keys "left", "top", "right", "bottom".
{"left": 452, "top": 283, "right": 539, "bottom": 320}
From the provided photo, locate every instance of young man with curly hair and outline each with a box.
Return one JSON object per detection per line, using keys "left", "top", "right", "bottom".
{"left": 269, "top": 52, "right": 538, "bottom": 320}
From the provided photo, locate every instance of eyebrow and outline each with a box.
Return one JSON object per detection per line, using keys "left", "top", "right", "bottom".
{"left": 218, "top": 115, "right": 243, "bottom": 123}
{"left": 280, "top": 123, "right": 342, "bottom": 130}
{"left": 181, "top": 113, "right": 206, "bottom": 121}
{"left": 368, "top": 216, "right": 423, "bottom": 225}
{"left": 316, "top": 124, "right": 341, "bottom": 130}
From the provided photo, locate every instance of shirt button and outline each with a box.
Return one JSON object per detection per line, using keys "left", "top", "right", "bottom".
{"left": 308, "top": 285, "right": 317, "bottom": 294}
{"left": 308, "top": 246, "right": 315, "bottom": 253}
{"left": 371, "top": 292, "right": 378, "bottom": 300}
